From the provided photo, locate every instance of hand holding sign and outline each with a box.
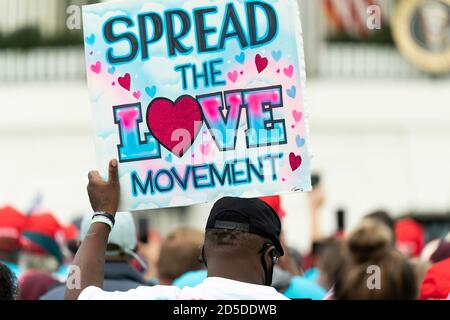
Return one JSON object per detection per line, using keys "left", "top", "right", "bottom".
{"left": 87, "top": 159, "right": 120, "bottom": 215}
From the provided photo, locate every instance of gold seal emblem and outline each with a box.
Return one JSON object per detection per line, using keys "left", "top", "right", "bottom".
{"left": 392, "top": 0, "right": 450, "bottom": 74}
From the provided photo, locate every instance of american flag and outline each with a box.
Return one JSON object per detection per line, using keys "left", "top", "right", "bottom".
{"left": 323, "top": 0, "right": 390, "bottom": 38}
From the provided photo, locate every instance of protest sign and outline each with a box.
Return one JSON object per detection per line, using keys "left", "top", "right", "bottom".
{"left": 82, "top": 0, "right": 311, "bottom": 211}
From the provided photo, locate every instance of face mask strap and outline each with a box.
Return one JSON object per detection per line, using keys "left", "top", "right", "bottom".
{"left": 259, "top": 243, "right": 277, "bottom": 286}
{"left": 199, "top": 245, "right": 208, "bottom": 267}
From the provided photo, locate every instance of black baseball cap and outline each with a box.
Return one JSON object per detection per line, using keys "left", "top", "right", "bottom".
{"left": 206, "top": 197, "right": 284, "bottom": 256}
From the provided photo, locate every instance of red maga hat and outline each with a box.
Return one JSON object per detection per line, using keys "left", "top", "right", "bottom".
{"left": 0, "top": 206, "right": 27, "bottom": 250}
{"left": 20, "top": 212, "right": 64, "bottom": 263}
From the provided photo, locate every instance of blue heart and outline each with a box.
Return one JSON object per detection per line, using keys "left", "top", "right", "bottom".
{"left": 287, "top": 86, "right": 297, "bottom": 99}
{"left": 145, "top": 86, "right": 157, "bottom": 98}
{"left": 272, "top": 50, "right": 282, "bottom": 62}
{"left": 85, "top": 34, "right": 95, "bottom": 45}
{"left": 235, "top": 52, "right": 245, "bottom": 64}
{"left": 165, "top": 153, "right": 173, "bottom": 163}
{"left": 108, "top": 66, "right": 116, "bottom": 75}
{"left": 296, "top": 135, "right": 306, "bottom": 148}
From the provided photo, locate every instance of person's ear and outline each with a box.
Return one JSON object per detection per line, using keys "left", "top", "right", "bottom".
{"left": 264, "top": 245, "right": 276, "bottom": 266}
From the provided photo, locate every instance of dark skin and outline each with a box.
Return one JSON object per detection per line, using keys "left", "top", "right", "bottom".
{"left": 64, "top": 159, "right": 120, "bottom": 300}
{"left": 64, "top": 159, "right": 276, "bottom": 300}
{"left": 205, "top": 237, "right": 275, "bottom": 285}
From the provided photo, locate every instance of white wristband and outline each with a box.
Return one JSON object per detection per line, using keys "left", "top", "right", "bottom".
{"left": 91, "top": 215, "right": 114, "bottom": 231}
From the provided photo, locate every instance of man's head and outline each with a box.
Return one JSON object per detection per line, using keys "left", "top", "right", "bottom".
{"left": 157, "top": 227, "right": 204, "bottom": 285}
{"left": 203, "top": 197, "right": 284, "bottom": 286}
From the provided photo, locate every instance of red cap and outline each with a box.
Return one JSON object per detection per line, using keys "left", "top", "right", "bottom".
{"left": 22, "top": 212, "right": 61, "bottom": 238}
{"left": 395, "top": 218, "right": 424, "bottom": 257}
{"left": 62, "top": 224, "right": 79, "bottom": 243}
{"left": 259, "top": 195, "right": 286, "bottom": 219}
{"left": 0, "top": 206, "right": 27, "bottom": 250}
{"left": 420, "top": 258, "right": 450, "bottom": 300}
{"left": 20, "top": 212, "right": 63, "bottom": 255}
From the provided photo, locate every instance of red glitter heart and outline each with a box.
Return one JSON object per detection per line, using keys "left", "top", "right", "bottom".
{"left": 289, "top": 152, "right": 302, "bottom": 172}
{"left": 118, "top": 73, "right": 131, "bottom": 91}
{"left": 255, "top": 54, "right": 268, "bottom": 73}
{"left": 146, "top": 95, "right": 203, "bottom": 158}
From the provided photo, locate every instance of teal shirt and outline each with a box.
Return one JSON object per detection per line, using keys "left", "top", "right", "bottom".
{"left": 283, "top": 275, "right": 327, "bottom": 300}
{"left": 304, "top": 267, "right": 320, "bottom": 282}
{"left": 173, "top": 270, "right": 208, "bottom": 288}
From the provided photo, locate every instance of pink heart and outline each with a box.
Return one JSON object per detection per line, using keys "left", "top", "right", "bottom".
{"left": 289, "top": 152, "right": 302, "bottom": 172}
{"left": 90, "top": 61, "right": 101, "bottom": 74}
{"left": 133, "top": 91, "right": 141, "bottom": 100}
{"left": 255, "top": 54, "right": 268, "bottom": 73}
{"left": 146, "top": 95, "right": 203, "bottom": 158}
{"left": 284, "top": 65, "right": 294, "bottom": 78}
{"left": 282, "top": 178, "right": 286, "bottom": 182}
{"left": 112, "top": 81, "right": 115, "bottom": 86}
{"left": 276, "top": 69, "right": 280, "bottom": 74}
{"left": 293, "top": 110, "right": 303, "bottom": 123}
{"left": 118, "top": 73, "right": 131, "bottom": 91}
{"left": 200, "top": 144, "right": 211, "bottom": 156}
{"left": 227, "top": 71, "right": 238, "bottom": 83}
{"left": 240, "top": 71, "right": 244, "bottom": 75}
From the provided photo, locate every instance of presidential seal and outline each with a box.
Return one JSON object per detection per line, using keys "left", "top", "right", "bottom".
{"left": 392, "top": 0, "right": 450, "bottom": 74}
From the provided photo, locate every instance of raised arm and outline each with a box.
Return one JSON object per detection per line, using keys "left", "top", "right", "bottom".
{"left": 64, "top": 159, "right": 120, "bottom": 300}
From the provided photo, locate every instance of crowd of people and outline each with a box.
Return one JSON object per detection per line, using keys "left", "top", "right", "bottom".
{"left": 1, "top": 162, "right": 449, "bottom": 300}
